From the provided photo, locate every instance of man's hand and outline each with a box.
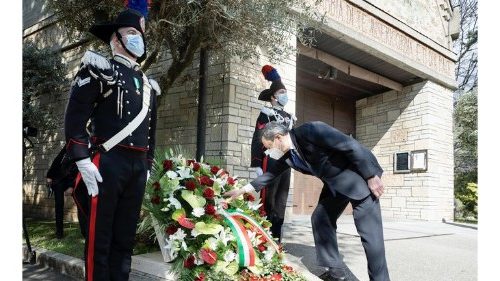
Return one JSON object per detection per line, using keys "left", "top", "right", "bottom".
{"left": 367, "top": 175, "right": 384, "bottom": 198}
{"left": 223, "top": 183, "right": 255, "bottom": 200}
{"left": 76, "top": 158, "right": 102, "bottom": 197}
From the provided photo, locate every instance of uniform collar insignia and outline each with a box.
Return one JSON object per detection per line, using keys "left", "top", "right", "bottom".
{"left": 113, "top": 54, "right": 140, "bottom": 70}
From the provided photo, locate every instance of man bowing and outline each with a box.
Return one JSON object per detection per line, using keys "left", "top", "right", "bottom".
{"left": 225, "top": 121, "right": 390, "bottom": 281}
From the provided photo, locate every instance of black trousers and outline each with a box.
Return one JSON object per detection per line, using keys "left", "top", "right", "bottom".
{"left": 311, "top": 187, "right": 390, "bottom": 281}
{"left": 261, "top": 157, "right": 291, "bottom": 242}
{"left": 73, "top": 148, "right": 147, "bottom": 281}
{"left": 52, "top": 182, "right": 67, "bottom": 236}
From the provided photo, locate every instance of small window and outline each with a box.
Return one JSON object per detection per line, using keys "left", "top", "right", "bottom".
{"left": 394, "top": 152, "right": 410, "bottom": 173}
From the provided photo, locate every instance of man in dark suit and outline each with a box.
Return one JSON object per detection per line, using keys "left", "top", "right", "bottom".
{"left": 225, "top": 121, "right": 390, "bottom": 281}
{"left": 46, "top": 147, "right": 80, "bottom": 239}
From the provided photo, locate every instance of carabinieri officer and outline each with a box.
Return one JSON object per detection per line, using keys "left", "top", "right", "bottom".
{"left": 64, "top": 9, "right": 160, "bottom": 281}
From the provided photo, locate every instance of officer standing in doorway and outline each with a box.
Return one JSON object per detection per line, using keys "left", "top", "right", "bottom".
{"left": 250, "top": 65, "right": 295, "bottom": 242}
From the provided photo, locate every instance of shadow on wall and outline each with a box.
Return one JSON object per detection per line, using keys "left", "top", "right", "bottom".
{"left": 356, "top": 81, "right": 426, "bottom": 152}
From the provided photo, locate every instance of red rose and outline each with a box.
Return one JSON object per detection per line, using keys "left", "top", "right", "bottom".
{"left": 199, "top": 176, "right": 214, "bottom": 187}
{"left": 270, "top": 273, "right": 283, "bottom": 280}
{"left": 165, "top": 225, "right": 178, "bottom": 235}
{"left": 195, "top": 272, "right": 205, "bottom": 281}
{"left": 257, "top": 244, "right": 266, "bottom": 252}
{"left": 151, "top": 196, "right": 160, "bottom": 205}
{"left": 185, "top": 180, "right": 196, "bottom": 191}
{"left": 152, "top": 182, "right": 161, "bottom": 191}
{"left": 210, "top": 166, "right": 220, "bottom": 174}
{"left": 205, "top": 204, "right": 216, "bottom": 215}
{"left": 227, "top": 177, "right": 236, "bottom": 185}
{"left": 193, "top": 162, "right": 201, "bottom": 171}
{"left": 259, "top": 209, "right": 267, "bottom": 217}
{"left": 187, "top": 159, "right": 195, "bottom": 166}
{"left": 203, "top": 188, "right": 215, "bottom": 199}
{"left": 244, "top": 194, "right": 256, "bottom": 202}
{"left": 200, "top": 248, "right": 217, "bottom": 265}
{"left": 163, "top": 160, "right": 173, "bottom": 171}
{"left": 183, "top": 255, "right": 195, "bottom": 268}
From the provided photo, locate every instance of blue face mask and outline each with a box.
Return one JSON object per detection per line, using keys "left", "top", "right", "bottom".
{"left": 276, "top": 93, "right": 288, "bottom": 106}
{"left": 124, "top": 34, "right": 145, "bottom": 58}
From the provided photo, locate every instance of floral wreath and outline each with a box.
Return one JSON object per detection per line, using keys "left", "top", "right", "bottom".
{"left": 143, "top": 149, "right": 306, "bottom": 281}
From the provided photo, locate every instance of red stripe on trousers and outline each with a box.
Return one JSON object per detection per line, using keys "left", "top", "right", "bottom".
{"left": 72, "top": 172, "right": 88, "bottom": 218}
{"left": 86, "top": 153, "right": 101, "bottom": 281}
{"left": 259, "top": 156, "right": 268, "bottom": 213}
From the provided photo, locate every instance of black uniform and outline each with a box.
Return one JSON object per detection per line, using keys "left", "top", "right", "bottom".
{"left": 250, "top": 106, "right": 294, "bottom": 242}
{"left": 64, "top": 51, "right": 158, "bottom": 281}
{"left": 46, "top": 147, "right": 80, "bottom": 238}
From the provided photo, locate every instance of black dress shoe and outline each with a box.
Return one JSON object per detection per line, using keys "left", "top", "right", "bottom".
{"left": 318, "top": 267, "right": 360, "bottom": 281}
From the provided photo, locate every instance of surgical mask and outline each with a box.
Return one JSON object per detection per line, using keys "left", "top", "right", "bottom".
{"left": 124, "top": 34, "right": 145, "bottom": 57}
{"left": 265, "top": 148, "right": 285, "bottom": 160}
{"left": 276, "top": 93, "right": 288, "bottom": 106}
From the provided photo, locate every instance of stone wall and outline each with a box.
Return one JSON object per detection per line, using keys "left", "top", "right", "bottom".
{"left": 362, "top": 0, "right": 454, "bottom": 48}
{"left": 356, "top": 80, "right": 454, "bottom": 221}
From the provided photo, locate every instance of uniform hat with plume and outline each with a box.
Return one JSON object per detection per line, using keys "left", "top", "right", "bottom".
{"left": 89, "top": 1, "right": 150, "bottom": 63}
{"left": 258, "top": 65, "right": 287, "bottom": 102}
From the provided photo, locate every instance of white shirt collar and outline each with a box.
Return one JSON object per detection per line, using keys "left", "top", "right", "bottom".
{"left": 113, "top": 54, "right": 140, "bottom": 70}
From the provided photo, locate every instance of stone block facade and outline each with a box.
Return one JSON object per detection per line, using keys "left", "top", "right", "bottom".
{"left": 356, "top": 80, "right": 454, "bottom": 221}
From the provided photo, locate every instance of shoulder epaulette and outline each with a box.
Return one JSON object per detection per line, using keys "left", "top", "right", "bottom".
{"left": 261, "top": 106, "right": 275, "bottom": 116}
{"left": 148, "top": 78, "right": 161, "bottom": 96}
{"left": 81, "top": 51, "right": 111, "bottom": 70}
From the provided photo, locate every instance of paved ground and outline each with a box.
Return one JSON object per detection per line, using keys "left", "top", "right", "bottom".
{"left": 23, "top": 263, "right": 77, "bottom": 281}
{"left": 22, "top": 215, "right": 477, "bottom": 281}
{"left": 282, "top": 215, "right": 477, "bottom": 281}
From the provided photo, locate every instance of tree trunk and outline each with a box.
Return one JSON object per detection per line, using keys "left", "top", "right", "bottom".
{"left": 196, "top": 48, "right": 208, "bottom": 162}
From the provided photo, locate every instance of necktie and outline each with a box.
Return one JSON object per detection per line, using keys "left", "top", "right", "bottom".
{"left": 290, "top": 149, "right": 311, "bottom": 174}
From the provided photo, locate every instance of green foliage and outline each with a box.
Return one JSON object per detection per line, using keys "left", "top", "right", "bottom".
{"left": 456, "top": 182, "right": 477, "bottom": 219}
{"left": 453, "top": 90, "right": 477, "bottom": 219}
{"left": 25, "top": 219, "right": 158, "bottom": 259}
{"left": 23, "top": 42, "right": 67, "bottom": 130}
{"left": 24, "top": 219, "right": 85, "bottom": 259}
{"left": 454, "top": 90, "right": 478, "bottom": 163}
{"left": 47, "top": 0, "right": 325, "bottom": 95}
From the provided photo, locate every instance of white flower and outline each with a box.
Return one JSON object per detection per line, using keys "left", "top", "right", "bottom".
{"left": 171, "top": 228, "right": 187, "bottom": 241}
{"left": 191, "top": 228, "right": 200, "bottom": 238}
{"left": 246, "top": 198, "right": 263, "bottom": 211}
{"left": 247, "top": 230, "right": 259, "bottom": 247}
{"left": 177, "top": 166, "right": 193, "bottom": 179}
{"left": 205, "top": 237, "right": 218, "bottom": 251}
{"left": 167, "top": 196, "right": 182, "bottom": 210}
{"left": 161, "top": 207, "right": 170, "bottom": 212}
{"left": 214, "top": 227, "right": 234, "bottom": 246}
{"left": 192, "top": 207, "right": 205, "bottom": 218}
{"left": 263, "top": 245, "right": 276, "bottom": 261}
{"left": 166, "top": 170, "right": 178, "bottom": 179}
{"left": 223, "top": 251, "right": 236, "bottom": 262}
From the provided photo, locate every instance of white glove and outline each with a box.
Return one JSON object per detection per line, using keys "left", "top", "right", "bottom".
{"left": 76, "top": 158, "right": 103, "bottom": 197}
{"left": 255, "top": 167, "right": 263, "bottom": 176}
{"left": 223, "top": 183, "right": 255, "bottom": 200}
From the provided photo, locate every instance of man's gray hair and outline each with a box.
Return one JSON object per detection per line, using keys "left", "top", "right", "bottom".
{"left": 261, "top": 121, "right": 289, "bottom": 140}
